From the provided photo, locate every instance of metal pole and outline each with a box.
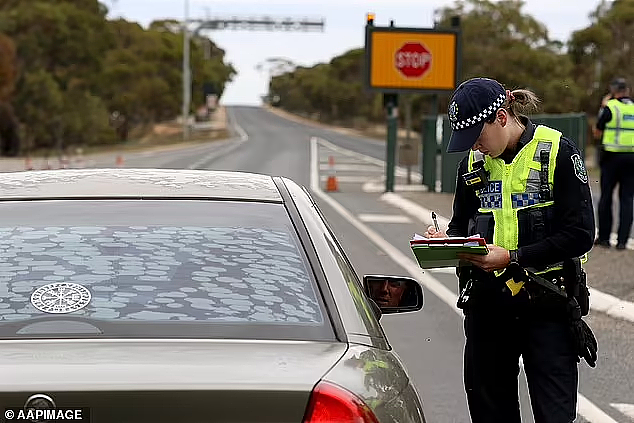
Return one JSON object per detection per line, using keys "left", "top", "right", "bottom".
{"left": 182, "top": 0, "right": 190, "bottom": 141}
{"left": 405, "top": 94, "right": 412, "bottom": 184}
{"left": 385, "top": 96, "right": 397, "bottom": 192}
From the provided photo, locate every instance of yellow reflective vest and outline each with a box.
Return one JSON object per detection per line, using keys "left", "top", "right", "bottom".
{"left": 467, "top": 125, "right": 586, "bottom": 277}
{"left": 602, "top": 98, "right": 634, "bottom": 153}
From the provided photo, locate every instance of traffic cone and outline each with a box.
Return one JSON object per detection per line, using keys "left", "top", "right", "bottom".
{"left": 325, "top": 155, "right": 339, "bottom": 192}
{"left": 116, "top": 155, "right": 124, "bottom": 167}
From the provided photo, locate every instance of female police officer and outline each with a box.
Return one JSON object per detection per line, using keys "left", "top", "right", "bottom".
{"left": 424, "top": 77, "right": 596, "bottom": 423}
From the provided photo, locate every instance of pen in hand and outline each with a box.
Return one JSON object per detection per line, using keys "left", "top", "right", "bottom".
{"left": 431, "top": 211, "right": 440, "bottom": 233}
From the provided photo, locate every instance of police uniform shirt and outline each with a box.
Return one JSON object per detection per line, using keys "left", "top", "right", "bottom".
{"left": 447, "top": 116, "right": 595, "bottom": 268}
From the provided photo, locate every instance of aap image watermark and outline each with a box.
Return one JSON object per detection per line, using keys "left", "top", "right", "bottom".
{"left": 4, "top": 408, "right": 90, "bottom": 422}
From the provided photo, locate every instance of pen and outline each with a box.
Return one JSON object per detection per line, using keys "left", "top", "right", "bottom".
{"left": 431, "top": 211, "right": 440, "bottom": 232}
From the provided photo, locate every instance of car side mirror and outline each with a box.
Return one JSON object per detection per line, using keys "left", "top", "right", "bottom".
{"left": 363, "top": 275, "right": 423, "bottom": 314}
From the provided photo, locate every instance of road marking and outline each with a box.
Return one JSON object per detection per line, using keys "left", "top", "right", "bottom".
{"left": 310, "top": 137, "right": 459, "bottom": 313}
{"left": 380, "top": 192, "right": 450, "bottom": 229}
{"left": 320, "top": 175, "right": 373, "bottom": 183}
{"left": 319, "top": 163, "right": 381, "bottom": 172}
{"left": 317, "top": 137, "right": 423, "bottom": 183}
{"left": 187, "top": 108, "right": 249, "bottom": 170}
{"left": 310, "top": 136, "right": 619, "bottom": 423}
{"left": 611, "top": 403, "right": 634, "bottom": 419}
{"left": 358, "top": 214, "right": 412, "bottom": 224}
{"left": 363, "top": 181, "right": 429, "bottom": 192}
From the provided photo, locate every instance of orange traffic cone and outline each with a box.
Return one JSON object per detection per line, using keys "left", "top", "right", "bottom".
{"left": 325, "top": 155, "right": 339, "bottom": 192}
{"left": 116, "top": 155, "right": 124, "bottom": 167}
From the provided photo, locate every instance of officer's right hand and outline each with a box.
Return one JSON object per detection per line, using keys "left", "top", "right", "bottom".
{"left": 424, "top": 225, "right": 447, "bottom": 238}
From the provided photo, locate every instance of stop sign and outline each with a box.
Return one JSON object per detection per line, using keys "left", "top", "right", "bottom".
{"left": 395, "top": 42, "right": 432, "bottom": 78}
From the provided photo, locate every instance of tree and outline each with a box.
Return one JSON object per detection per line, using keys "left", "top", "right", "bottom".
{"left": 0, "top": 32, "right": 16, "bottom": 100}
{"left": 568, "top": 0, "right": 634, "bottom": 114}
{"left": 0, "top": 1, "right": 236, "bottom": 150}
{"left": 0, "top": 32, "right": 19, "bottom": 155}
{"left": 13, "top": 70, "right": 64, "bottom": 152}
{"left": 434, "top": 0, "right": 581, "bottom": 113}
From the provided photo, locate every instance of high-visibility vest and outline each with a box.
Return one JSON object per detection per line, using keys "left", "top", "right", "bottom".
{"left": 467, "top": 125, "right": 587, "bottom": 279}
{"left": 602, "top": 98, "right": 634, "bottom": 153}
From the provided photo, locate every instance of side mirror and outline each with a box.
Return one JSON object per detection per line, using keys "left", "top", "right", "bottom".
{"left": 363, "top": 275, "right": 423, "bottom": 314}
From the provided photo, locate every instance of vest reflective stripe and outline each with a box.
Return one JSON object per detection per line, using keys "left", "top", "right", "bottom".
{"left": 468, "top": 125, "right": 559, "bottom": 252}
{"left": 603, "top": 99, "right": 634, "bottom": 152}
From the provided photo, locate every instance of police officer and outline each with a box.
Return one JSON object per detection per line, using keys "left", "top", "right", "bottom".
{"left": 594, "top": 77, "right": 634, "bottom": 249}
{"left": 424, "top": 78, "right": 596, "bottom": 423}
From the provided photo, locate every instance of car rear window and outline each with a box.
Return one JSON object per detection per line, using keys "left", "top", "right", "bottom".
{"left": 0, "top": 200, "right": 335, "bottom": 341}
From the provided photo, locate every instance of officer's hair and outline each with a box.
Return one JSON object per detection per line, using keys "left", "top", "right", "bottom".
{"left": 485, "top": 89, "right": 541, "bottom": 123}
{"left": 507, "top": 89, "right": 541, "bottom": 116}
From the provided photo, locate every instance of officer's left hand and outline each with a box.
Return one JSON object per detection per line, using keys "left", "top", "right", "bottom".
{"left": 459, "top": 245, "right": 510, "bottom": 272}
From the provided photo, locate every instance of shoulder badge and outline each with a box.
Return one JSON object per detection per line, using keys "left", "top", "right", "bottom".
{"left": 571, "top": 153, "right": 588, "bottom": 183}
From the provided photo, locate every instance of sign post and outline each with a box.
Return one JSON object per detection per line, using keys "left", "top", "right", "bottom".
{"left": 364, "top": 15, "right": 460, "bottom": 192}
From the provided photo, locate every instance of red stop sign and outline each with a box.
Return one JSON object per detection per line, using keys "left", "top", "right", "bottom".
{"left": 395, "top": 42, "right": 432, "bottom": 78}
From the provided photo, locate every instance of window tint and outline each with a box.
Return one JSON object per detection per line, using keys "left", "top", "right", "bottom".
{"left": 0, "top": 200, "right": 335, "bottom": 341}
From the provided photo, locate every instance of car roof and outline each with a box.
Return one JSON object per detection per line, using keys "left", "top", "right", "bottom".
{"left": 0, "top": 169, "right": 283, "bottom": 202}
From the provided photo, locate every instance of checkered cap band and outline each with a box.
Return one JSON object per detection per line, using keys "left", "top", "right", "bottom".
{"left": 451, "top": 93, "right": 506, "bottom": 130}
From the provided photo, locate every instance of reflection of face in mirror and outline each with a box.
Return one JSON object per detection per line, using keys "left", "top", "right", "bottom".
{"left": 369, "top": 279, "right": 407, "bottom": 307}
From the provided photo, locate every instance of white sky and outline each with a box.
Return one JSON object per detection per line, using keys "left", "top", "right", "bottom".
{"left": 105, "top": 0, "right": 602, "bottom": 106}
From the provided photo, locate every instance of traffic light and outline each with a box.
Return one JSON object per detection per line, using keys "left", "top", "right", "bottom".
{"left": 366, "top": 13, "right": 374, "bottom": 26}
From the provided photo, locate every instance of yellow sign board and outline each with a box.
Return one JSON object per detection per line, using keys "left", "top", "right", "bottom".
{"left": 365, "top": 28, "right": 459, "bottom": 92}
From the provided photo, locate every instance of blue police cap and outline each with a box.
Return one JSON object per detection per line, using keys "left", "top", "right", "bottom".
{"left": 446, "top": 78, "right": 506, "bottom": 153}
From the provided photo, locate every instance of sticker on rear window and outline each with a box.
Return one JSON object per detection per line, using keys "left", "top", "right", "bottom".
{"left": 30, "top": 282, "right": 92, "bottom": 314}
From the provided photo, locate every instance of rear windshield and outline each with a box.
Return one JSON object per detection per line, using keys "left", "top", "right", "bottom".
{"left": 0, "top": 200, "right": 335, "bottom": 341}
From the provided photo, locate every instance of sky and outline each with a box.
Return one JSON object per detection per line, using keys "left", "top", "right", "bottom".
{"left": 104, "top": 0, "right": 603, "bottom": 106}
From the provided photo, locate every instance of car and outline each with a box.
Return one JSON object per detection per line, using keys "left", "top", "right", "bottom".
{"left": 0, "top": 168, "right": 427, "bottom": 423}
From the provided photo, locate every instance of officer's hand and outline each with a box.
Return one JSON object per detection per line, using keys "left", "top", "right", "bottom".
{"left": 423, "top": 225, "right": 447, "bottom": 238}
{"left": 459, "top": 245, "right": 510, "bottom": 272}
{"left": 601, "top": 93, "right": 612, "bottom": 108}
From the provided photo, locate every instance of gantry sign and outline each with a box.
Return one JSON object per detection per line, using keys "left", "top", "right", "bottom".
{"left": 182, "top": 15, "right": 325, "bottom": 139}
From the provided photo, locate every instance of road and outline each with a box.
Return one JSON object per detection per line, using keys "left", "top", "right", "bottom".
{"left": 86, "top": 106, "right": 634, "bottom": 423}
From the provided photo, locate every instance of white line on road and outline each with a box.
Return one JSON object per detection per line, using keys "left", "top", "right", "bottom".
{"left": 310, "top": 137, "right": 460, "bottom": 313}
{"left": 358, "top": 214, "right": 412, "bottom": 224}
{"left": 317, "top": 137, "right": 423, "bottom": 183}
{"left": 319, "top": 163, "right": 381, "bottom": 172}
{"left": 319, "top": 175, "right": 372, "bottom": 183}
{"left": 310, "top": 136, "right": 619, "bottom": 423}
{"left": 363, "top": 181, "right": 429, "bottom": 192}
{"left": 610, "top": 403, "right": 634, "bottom": 420}
{"left": 187, "top": 108, "right": 249, "bottom": 170}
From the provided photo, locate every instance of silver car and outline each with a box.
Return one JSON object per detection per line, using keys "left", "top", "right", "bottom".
{"left": 0, "top": 169, "right": 427, "bottom": 423}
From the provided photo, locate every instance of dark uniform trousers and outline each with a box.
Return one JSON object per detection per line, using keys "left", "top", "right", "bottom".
{"left": 463, "top": 283, "right": 578, "bottom": 423}
{"left": 598, "top": 150, "right": 634, "bottom": 244}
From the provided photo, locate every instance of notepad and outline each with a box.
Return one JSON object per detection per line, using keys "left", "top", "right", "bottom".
{"left": 410, "top": 234, "right": 489, "bottom": 268}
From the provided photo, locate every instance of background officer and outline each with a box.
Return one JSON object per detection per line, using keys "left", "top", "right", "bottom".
{"left": 594, "top": 77, "right": 634, "bottom": 249}
{"left": 424, "top": 77, "right": 596, "bottom": 423}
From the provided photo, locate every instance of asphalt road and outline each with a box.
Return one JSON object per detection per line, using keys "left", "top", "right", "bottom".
{"left": 90, "top": 106, "right": 632, "bottom": 423}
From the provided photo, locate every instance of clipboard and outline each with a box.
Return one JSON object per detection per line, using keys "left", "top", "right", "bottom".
{"left": 410, "top": 234, "right": 489, "bottom": 268}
